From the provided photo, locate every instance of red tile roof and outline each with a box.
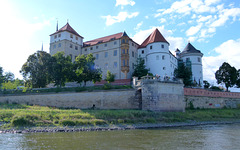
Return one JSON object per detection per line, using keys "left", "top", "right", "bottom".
{"left": 83, "top": 32, "right": 124, "bottom": 47}
{"left": 50, "top": 23, "right": 83, "bottom": 38}
{"left": 139, "top": 28, "right": 169, "bottom": 48}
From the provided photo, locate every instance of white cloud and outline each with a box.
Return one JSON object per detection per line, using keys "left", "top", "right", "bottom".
{"left": 0, "top": 1, "right": 51, "bottom": 79}
{"left": 134, "top": 21, "right": 143, "bottom": 30}
{"left": 131, "top": 26, "right": 185, "bottom": 51}
{"left": 197, "top": 15, "right": 212, "bottom": 22}
{"left": 186, "top": 23, "right": 202, "bottom": 36}
{"left": 115, "top": 0, "right": 135, "bottom": 8}
{"left": 210, "top": 8, "right": 240, "bottom": 27}
{"left": 204, "top": 0, "right": 221, "bottom": 6}
{"left": 203, "top": 38, "right": 240, "bottom": 84}
{"left": 159, "top": 18, "right": 166, "bottom": 23}
{"left": 102, "top": 11, "right": 139, "bottom": 26}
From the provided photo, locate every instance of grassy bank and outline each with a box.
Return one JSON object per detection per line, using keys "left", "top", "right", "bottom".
{"left": 1, "top": 103, "right": 240, "bottom": 129}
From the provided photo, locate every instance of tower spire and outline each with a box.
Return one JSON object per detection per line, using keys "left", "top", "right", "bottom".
{"left": 56, "top": 18, "right": 58, "bottom": 31}
{"left": 41, "top": 42, "right": 43, "bottom": 51}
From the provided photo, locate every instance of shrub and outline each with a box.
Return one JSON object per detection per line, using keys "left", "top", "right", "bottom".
{"left": 11, "top": 114, "right": 40, "bottom": 127}
{"left": 60, "top": 120, "right": 76, "bottom": 126}
{"left": 103, "top": 83, "right": 112, "bottom": 90}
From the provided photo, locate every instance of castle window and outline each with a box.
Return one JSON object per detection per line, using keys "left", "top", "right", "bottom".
{"left": 104, "top": 43, "right": 107, "bottom": 47}
{"left": 105, "top": 52, "right": 108, "bottom": 58}
{"left": 122, "top": 39, "right": 125, "bottom": 43}
{"left": 142, "top": 50, "right": 144, "bottom": 54}
{"left": 198, "top": 57, "right": 201, "bottom": 62}
{"left": 54, "top": 35, "right": 57, "bottom": 39}
{"left": 162, "top": 55, "right": 165, "bottom": 60}
{"left": 114, "top": 50, "right": 117, "bottom": 56}
{"left": 75, "top": 46, "right": 78, "bottom": 50}
{"left": 132, "top": 63, "right": 134, "bottom": 69}
{"left": 96, "top": 46, "right": 98, "bottom": 49}
{"left": 122, "top": 49, "right": 125, "bottom": 54}
{"left": 127, "top": 49, "right": 129, "bottom": 54}
{"left": 70, "top": 34, "right": 73, "bottom": 38}
{"left": 69, "top": 54, "right": 72, "bottom": 60}
{"left": 132, "top": 43, "right": 134, "bottom": 46}
{"left": 114, "top": 41, "right": 117, "bottom": 45}
{"left": 123, "top": 59, "right": 126, "bottom": 66}
{"left": 132, "top": 51, "right": 134, "bottom": 57}
{"left": 90, "top": 47, "right": 93, "bottom": 50}
{"left": 85, "top": 48, "right": 87, "bottom": 51}
{"left": 105, "top": 63, "right": 108, "bottom": 69}
{"left": 76, "top": 36, "right": 78, "bottom": 40}
{"left": 150, "top": 46, "right": 152, "bottom": 49}
{"left": 186, "top": 58, "right": 190, "bottom": 61}
{"left": 70, "top": 44, "right": 73, "bottom": 48}
{"left": 53, "top": 44, "right": 56, "bottom": 49}
{"left": 58, "top": 43, "right": 61, "bottom": 47}
{"left": 75, "top": 56, "right": 77, "bottom": 60}
{"left": 114, "top": 62, "right": 117, "bottom": 68}
{"left": 58, "top": 34, "right": 61, "bottom": 37}
{"left": 126, "top": 39, "right": 129, "bottom": 43}
{"left": 96, "top": 54, "right": 99, "bottom": 60}
{"left": 163, "top": 67, "right": 166, "bottom": 70}
{"left": 161, "top": 44, "right": 164, "bottom": 48}
{"left": 156, "top": 55, "right": 159, "bottom": 60}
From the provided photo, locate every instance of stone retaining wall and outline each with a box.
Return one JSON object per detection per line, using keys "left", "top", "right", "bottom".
{"left": 0, "top": 89, "right": 139, "bottom": 109}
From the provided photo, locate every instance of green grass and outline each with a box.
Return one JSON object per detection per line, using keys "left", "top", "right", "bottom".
{"left": 0, "top": 85, "right": 132, "bottom": 95}
{"left": 1, "top": 103, "right": 240, "bottom": 129}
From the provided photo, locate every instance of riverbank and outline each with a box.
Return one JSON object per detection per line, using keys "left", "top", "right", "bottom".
{"left": 1, "top": 103, "right": 240, "bottom": 133}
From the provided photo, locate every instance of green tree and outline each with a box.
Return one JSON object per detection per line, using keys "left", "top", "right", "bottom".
{"left": 215, "top": 62, "right": 237, "bottom": 91}
{"left": 105, "top": 70, "right": 115, "bottom": 83}
{"left": 174, "top": 61, "right": 192, "bottom": 86}
{"left": 74, "top": 53, "right": 102, "bottom": 86}
{"left": 203, "top": 80, "right": 210, "bottom": 89}
{"left": 50, "top": 52, "right": 73, "bottom": 87}
{"left": 4, "top": 72, "right": 15, "bottom": 82}
{"left": 0, "top": 66, "right": 3, "bottom": 87}
{"left": 20, "top": 51, "right": 53, "bottom": 88}
{"left": 132, "top": 58, "right": 149, "bottom": 79}
{"left": 236, "top": 69, "right": 240, "bottom": 88}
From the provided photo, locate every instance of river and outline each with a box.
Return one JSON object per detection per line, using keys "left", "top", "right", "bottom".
{"left": 1, "top": 124, "right": 240, "bottom": 150}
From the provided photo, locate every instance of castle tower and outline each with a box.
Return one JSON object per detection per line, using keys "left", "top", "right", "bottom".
{"left": 49, "top": 22, "right": 83, "bottom": 62}
{"left": 179, "top": 42, "right": 203, "bottom": 86}
{"left": 138, "top": 28, "right": 178, "bottom": 78}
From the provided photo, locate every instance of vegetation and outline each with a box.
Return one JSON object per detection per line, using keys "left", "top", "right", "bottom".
{"left": 203, "top": 80, "right": 210, "bottom": 89}
{"left": 174, "top": 61, "right": 192, "bottom": 86}
{"left": 105, "top": 70, "right": 115, "bottom": 84}
{"left": 215, "top": 62, "right": 238, "bottom": 91}
{"left": 1, "top": 104, "right": 240, "bottom": 128}
{"left": 74, "top": 54, "right": 102, "bottom": 86}
{"left": 0, "top": 66, "right": 3, "bottom": 87}
{"left": 132, "top": 58, "right": 150, "bottom": 79}
{"left": 20, "top": 51, "right": 53, "bottom": 88}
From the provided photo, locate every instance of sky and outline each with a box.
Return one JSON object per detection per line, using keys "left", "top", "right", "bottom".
{"left": 0, "top": 0, "right": 240, "bottom": 90}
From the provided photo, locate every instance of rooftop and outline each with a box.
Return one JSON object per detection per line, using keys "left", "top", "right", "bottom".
{"left": 50, "top": 23, "right": 83, "bottom": 38}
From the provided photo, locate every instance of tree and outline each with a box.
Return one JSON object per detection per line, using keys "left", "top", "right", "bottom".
{"left": 132, "top": 58, "right": 149, "bottom": 79}
{"left": 4, "top": 72, "right": 15, "bottom": 82}
{"left": 215, "top": 62, "right": 237, "bottom": 91}
{"left": 236, "top": 69, "right": 240, "bottom": 88}
{"left": 74, "top": 53, "right": 102, "bottom": 86}
{"left": 0, "top": 66, "right": 3, "bottom": 87}
{"left": 50, "top": 52, "right": 73, "bottom": 87}
{"left": 105, "top": 70, "right": 115, "bottom": 83}
{"left": 203, "top": 80, "right": 210, "bottom": 89}
{"left": 20, "top": 51, "right": 53, "bottom": 88}
{"left": 174, "top": 62, "right": 192, "bottom": 86}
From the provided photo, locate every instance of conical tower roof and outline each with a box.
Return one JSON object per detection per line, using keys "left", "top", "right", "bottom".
{"left": 182, "top": 42, "right": 201, "bottom": 54}
{"left": 50, "top": 23, "right": 83, "bottom": 38}
{"left": 139, "top": 28, "right": 169, "bottom": 48}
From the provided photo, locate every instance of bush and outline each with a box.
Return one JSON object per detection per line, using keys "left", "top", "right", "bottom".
{"left": 103, "top": 83, "right": 112, "bottom": 90}
{"left": 11, "top": 114, "right": 40, "bottom": 127}
{"left": 60, "top": 120, "right": 76, "bottom": 126}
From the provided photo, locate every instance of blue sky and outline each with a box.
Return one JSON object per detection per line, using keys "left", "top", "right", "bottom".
{"left": 0, "top": 0, "right": 240, "bottom": 88}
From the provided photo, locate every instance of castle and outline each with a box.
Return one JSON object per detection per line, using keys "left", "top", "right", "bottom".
{"left": 49, "top": 23, "right": 203, "bottom": 86}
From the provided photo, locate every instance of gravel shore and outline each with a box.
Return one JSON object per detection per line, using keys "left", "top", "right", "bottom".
{"left": 1, "top": 120, "right": 240, "bottom": 134}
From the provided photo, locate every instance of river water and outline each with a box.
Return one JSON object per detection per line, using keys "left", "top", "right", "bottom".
{"left": 1, "top": 124, "right": 240, "bottom": 150}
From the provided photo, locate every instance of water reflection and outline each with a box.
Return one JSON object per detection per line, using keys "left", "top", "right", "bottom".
{"left": 1, "top": 124, "right": 240, "bottom": 150}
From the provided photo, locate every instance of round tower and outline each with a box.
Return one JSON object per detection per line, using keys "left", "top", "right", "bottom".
{"left": 180, "top": 43, "right": 203, "bottom": 86}
{"left": 138, "top": 28, "right": 176, "bottom": 78}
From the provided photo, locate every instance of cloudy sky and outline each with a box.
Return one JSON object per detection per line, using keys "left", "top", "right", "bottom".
{"left": 0, "top": 0, "right": 240, "bottom": 88}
